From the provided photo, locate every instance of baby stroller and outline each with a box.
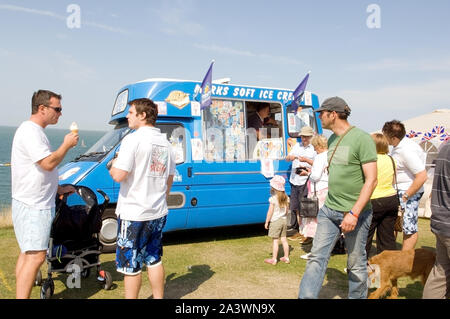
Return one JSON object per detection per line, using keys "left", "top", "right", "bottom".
{"left": 36, "top": 185, "right": 113, "bottom": 299}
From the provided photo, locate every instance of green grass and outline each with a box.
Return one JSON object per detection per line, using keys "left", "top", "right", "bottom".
{"left": 0, "top": 218, "right": 435, "bottom": 299}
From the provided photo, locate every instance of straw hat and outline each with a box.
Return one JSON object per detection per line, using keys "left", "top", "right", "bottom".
{"left": 299, "top": 126, "right": 314, "bottom": 136}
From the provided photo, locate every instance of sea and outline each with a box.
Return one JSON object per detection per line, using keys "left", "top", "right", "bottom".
{"left": 0, "top": 125, "right": 105, "bottom": 210}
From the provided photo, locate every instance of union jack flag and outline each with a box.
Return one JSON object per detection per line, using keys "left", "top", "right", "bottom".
{"left": 439, "top": 133, "right": 449, "bottom": 141}
{"left": 421, "top": 131, "right": 437, "bottom": 141}
{"left": 406, "top": 130, "right": 422, "bottom": 138}
{"left": 431, "top": 125, "right": 445, "bottom": 135}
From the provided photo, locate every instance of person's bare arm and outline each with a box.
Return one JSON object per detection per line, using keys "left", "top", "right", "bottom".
{"left": 38, "top": 133, "right": 78, "bottom": 171}
{"left": 402, "top": 170, "right": 427, "bottom": 202}
{"left": 340, "top": 161, "right": 378, "bottom": 233}
{"left": 166, "top": 175, "right": 174, "bottom": 198}
{"left": 110, "top": 167, "right": 129, "bottom": 183}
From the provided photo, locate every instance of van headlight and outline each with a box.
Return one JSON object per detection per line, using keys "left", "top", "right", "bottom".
{"left": 59, "top": 167, "right": 80, "bottom": 181}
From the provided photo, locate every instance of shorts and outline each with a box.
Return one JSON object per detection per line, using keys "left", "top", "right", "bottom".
{"left": 289, "top": 183, "right": 308, "bottom": 212}
{"left": 12, "top": 199, "right": 55, "bottom": 253}
{"left": 268, "top": 217, "right": 287, "bottom": 238}
{"left": 399, "top": 191, "right": 424, "bottom": 235}
{"left": 116, "top": 215, "right": 167, "bottom": 275}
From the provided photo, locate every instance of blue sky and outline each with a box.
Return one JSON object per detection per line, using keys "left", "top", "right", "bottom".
{"left": 1, "top": 0, "right": 449, "bottom": 132}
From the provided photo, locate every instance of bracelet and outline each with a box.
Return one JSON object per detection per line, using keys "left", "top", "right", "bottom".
{"left": 349, "top": 210, "right": 359, "bottom": 219}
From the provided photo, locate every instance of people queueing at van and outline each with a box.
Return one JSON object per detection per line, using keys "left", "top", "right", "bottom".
{"left": 298, "top": 135, "right": 329, "bottom": 260}
{"left": 269, "top": 96, "right": 433, "bottom": 299}
{"left": 285, "top": 126, "right": 316, "bottom": 242}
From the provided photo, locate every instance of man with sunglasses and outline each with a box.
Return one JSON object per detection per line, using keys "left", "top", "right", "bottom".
{"left": 11, "top": 89, "right": 79, "bottom": 298}
{"left": 298, "top": 96, "right": 377, "bottom": 299}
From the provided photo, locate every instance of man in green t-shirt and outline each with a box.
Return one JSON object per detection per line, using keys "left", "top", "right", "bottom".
{"left": 299, "top": 96, "right": 377, "bottom": 299}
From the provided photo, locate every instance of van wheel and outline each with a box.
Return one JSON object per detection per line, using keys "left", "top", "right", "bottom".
{"left": 100, "top": 208, "right": 118, "bottom": 253}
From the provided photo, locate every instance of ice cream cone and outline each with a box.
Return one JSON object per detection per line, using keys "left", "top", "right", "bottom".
{"left": 70, "top": 122, "right": 78, "bottom": 134}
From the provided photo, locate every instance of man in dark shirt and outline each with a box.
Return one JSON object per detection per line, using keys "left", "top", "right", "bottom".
{"left": 422, "top": 140, "right": 450, "bottom": 299}
{"left": 247, "top": 104, "right": 277, "bottom": 140}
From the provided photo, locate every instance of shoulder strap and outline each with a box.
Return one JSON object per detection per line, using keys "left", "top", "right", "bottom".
{"left": 327, "top": 126, "right": 355, "bottom": 170}
{"left": 388, "top": 155, "right": 401, "bottom": 204}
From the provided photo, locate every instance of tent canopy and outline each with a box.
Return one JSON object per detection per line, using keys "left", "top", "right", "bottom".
{"left": 403, "top": 109, "right": 450, "bottom": 145}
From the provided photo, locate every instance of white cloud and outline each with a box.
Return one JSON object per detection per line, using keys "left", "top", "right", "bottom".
{"left": 0, "top": 4, "right": 128, "bottom": 34}
{"left": 340, "top": 78, "right": 450, "bottom": 111}
{"left": 332, "top": 78, "right": 450, "bottom": 131}
{"left": 0, "top": 47, "right": 11, "bottom": 56}
{"left": 349, "top": 57, "right": 450, "bottom": 72}
{"left": 194, "top": 43, "right": 304, "bottom": 66}
{"left": 194, "top": 43, "right": 255, "bottom": 57}
{"left": 154, "top": 0, "right": 204, "bottom": 37}
{"left": 0, "top": 4, "right": 65, "bottom": 19}
{"left": 53, "top": 52, "right": 96, "bottom": 81}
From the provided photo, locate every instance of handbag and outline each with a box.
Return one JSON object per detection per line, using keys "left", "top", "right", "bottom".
{"left": 298, "top": 126, "right": 355, "bottom": 218}
{"left": 389, "top": 155, "right": 404, "bottom": 232}
{"left": 299, "top": 177, "right": 319, "bottom": 217}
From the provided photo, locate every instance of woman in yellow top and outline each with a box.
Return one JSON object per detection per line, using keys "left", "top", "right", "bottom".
{"left": 365, "top": 133, "right": 398, "bottom": 257}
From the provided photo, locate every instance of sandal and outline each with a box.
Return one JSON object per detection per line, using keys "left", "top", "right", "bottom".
{"left": 280, "top": 257, "right": 290, "bottom": 264}
{"left": 264, "top": 258, "right": 277, "bottom": 265}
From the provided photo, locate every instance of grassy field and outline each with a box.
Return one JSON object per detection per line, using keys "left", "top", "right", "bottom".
{"left": 0, "top": 218, "right": 436, "bottom": 299}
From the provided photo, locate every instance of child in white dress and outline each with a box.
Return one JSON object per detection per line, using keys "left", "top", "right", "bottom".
{"left": 264, "top": 175, "right": 290, "bottom": 265}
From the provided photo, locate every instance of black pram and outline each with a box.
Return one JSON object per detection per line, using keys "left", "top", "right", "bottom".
{"left": 36, "top": 185, "right": 113, "bottom": 299}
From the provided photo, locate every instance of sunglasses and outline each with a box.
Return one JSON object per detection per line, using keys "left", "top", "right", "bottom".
{"left": 44, "top": 105, "right": 63, "bottom": 113}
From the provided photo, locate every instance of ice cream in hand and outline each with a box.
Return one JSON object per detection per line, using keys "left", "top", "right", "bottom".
{"left": 70, "top": 122, "right": 78, "bottom": 134}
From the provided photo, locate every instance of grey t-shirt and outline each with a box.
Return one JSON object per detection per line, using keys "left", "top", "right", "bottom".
{"left": 430, "top": 141, "right": 450, "bottom": 237}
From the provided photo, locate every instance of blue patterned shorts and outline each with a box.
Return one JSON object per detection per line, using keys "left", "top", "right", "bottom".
{"left": 398, "top": 191, "right": 424, "bottom": 235}
{"left": 116, "top": 216, "right": 167, "bottom": 275}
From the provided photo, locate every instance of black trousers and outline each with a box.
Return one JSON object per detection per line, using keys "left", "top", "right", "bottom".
{"left": 366, "top": 194, "right": 399, "bottom": 258}
{"left": 287, "top": 183, "right": 308, "bottom": 230}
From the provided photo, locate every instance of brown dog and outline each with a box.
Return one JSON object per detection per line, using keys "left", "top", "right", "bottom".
{"left": 367, "top": 248, "right": 436, "bottom": 299}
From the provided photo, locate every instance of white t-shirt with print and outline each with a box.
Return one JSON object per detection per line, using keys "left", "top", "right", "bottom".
{"left": 114, "top": 126, "right": 176, "bottom": 221}
{"left": 288, "top": 143, "right": 316, "bottom": 186}
{"left": 268, "top": 196, "right": 288, "bottom": 222}
{"left": 391, "top": 137, "right": 426, "bottom": 192}
{"left": 11, "top": 121, "right": 58, "bottom": 209}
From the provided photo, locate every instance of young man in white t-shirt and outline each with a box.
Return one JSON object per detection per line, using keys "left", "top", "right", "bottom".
{"left": 11, "top": 90, "right": 79, "bottom": 298}
{"left": 109, "top": 98, "right": 175, "bottom": 299}
{"left": 382, "top": 120, "right": 427, "bottom": 250}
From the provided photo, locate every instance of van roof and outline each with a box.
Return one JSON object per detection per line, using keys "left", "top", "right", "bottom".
{"left": 134, "top": 78, "right": 294, "bottom": 93}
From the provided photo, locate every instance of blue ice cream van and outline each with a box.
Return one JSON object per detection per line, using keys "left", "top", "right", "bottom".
{"left": 58, "top": 78, "right": 322, "bottom": 251}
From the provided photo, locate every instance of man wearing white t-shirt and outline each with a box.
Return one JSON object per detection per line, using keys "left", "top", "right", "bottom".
{"left": 382, "top": 120, "right": 427, "bottom": 250}
{"left": 109, "top": 98, "right": 175, "bottom": 299}
{"left": 11, "top": 90, "right": 79, "bottom": 298}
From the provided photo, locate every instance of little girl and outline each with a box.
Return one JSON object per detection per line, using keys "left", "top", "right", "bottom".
{"left": 264, "top": 175, "right": 290, "bottom": 265}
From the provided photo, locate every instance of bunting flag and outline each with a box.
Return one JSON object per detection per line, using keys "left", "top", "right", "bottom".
{"left": 439, "top": 133, "right": 449, "bottom": 141}
{"left": 431, "top": 125, "right": 445, "bottom": 135}
{"left": 290, "top": 71, "right": 310, "bottom": 113}
{"left": 420, "top": 126, "right": 447, "bottom": 141}
{"left": 421, "top": 131, "right": 437, "bottom": 141}
{"left": 200, "top": 60, "right": 214, "bottom": 110}
{"left": 406, "top": 130, "right": 422, "bottom": 138}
